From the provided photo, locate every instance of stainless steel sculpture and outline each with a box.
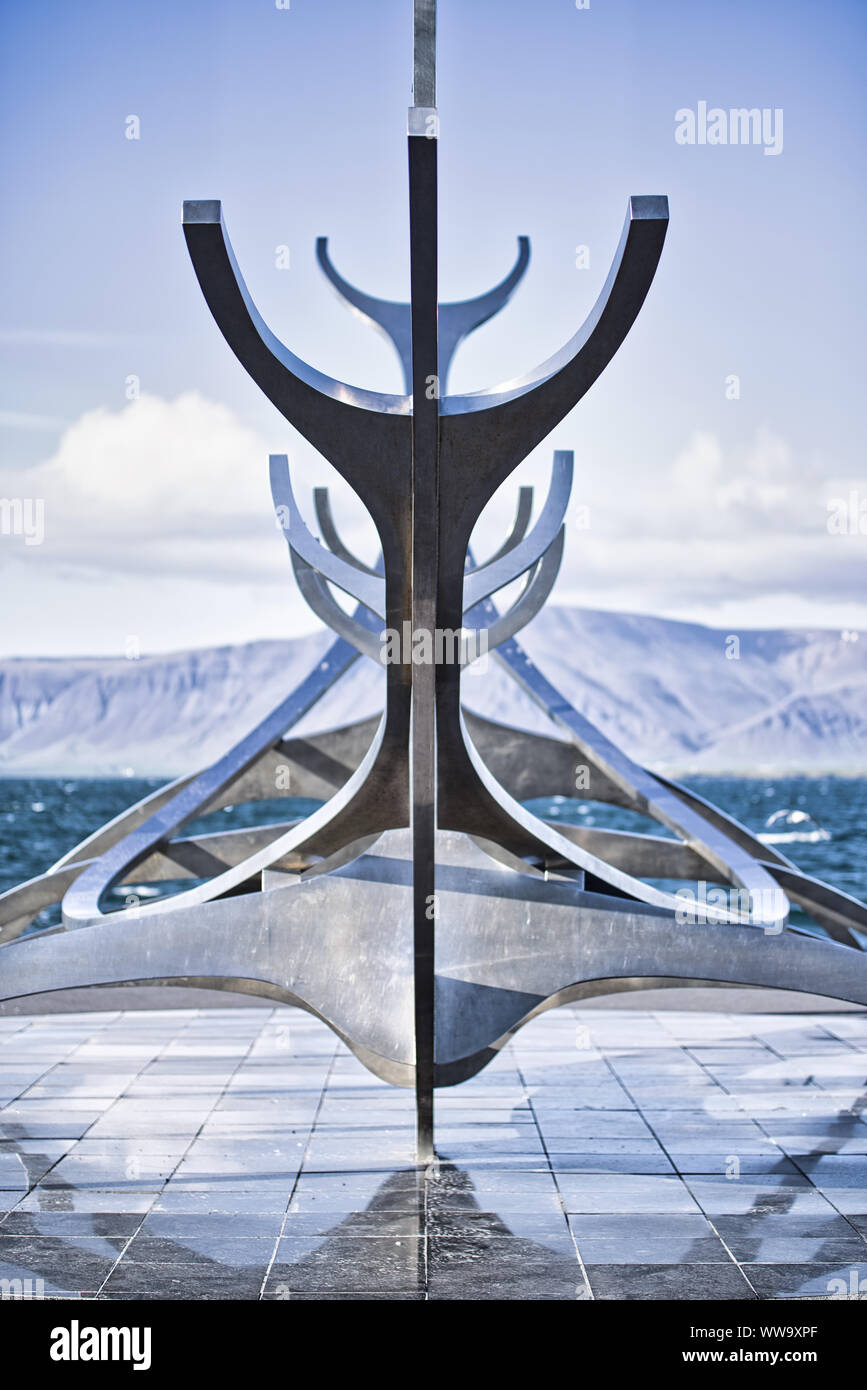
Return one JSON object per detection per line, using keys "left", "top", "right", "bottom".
{"left": 3, "top": 0, "right": 867, "bottom": 1161}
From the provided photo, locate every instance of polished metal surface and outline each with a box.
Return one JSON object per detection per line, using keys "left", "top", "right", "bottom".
{"left": 4, "top": 831, "right": 867, "bottom": 1093}
{"left": 3, "top": 0, "right": 865, "bottom": 1166}
{"left": 413, "top": 0, "right": 436, "bottom": 109}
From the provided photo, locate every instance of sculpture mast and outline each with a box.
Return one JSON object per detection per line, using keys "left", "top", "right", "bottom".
{"left": 408, "top": 0, "right": 438, "bottom": 1163}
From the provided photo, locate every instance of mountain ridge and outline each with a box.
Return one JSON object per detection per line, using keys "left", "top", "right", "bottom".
{"left": 0, "top": 606, "right": 864, "bottom": 777}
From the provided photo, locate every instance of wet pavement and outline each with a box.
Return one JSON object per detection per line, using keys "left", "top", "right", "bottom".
{"left": 1, "top": 1004, "right": 866, "bottom": 1300}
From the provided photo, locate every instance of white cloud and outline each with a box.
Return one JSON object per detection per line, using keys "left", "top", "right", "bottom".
{"left": 487, "top": 426, "right": 867, "bottom": 625}
{"left": 6, "top": 392, "right": 289, "bottom": 575}
{"left": 623, "top": 428, "right": 816, "bottom": 539}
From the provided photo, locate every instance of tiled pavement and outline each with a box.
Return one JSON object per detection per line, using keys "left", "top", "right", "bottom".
{"left": 0, "top": 1005, "right": 866, "bottom": 1300}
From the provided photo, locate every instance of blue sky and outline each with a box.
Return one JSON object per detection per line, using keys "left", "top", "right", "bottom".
{"left": 0, "top": 0, "right": 865, "bottom": 655}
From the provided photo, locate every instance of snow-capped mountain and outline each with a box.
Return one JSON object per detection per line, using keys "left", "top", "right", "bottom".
{"left": 0, "top": 607, "right": 864, "bottom": 777}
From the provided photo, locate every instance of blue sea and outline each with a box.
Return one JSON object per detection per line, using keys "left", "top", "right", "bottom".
{"left": 0, "top": 775, "right": 865, "bottom": 927}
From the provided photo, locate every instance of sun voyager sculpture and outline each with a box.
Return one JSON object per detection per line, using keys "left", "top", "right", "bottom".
{"left": 2, "top": 1, "right": 866, "bottom": 1160}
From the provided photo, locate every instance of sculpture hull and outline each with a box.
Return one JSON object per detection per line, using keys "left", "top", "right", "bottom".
{"left": 3, "top": 830, "right": 865, "bottom": 1090}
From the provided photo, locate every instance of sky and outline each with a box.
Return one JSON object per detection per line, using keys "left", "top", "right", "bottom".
{"left": 0, "top": 0, "right": 865, "bottom": 657}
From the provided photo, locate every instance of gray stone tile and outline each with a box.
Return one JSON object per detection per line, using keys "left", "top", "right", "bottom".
{"left": 269, "top": 1235, "right": 423, "bottom": 1293}
{"left": 162, "top": 1176, "right": 296, "bottom": 1196}
{"left": 557, "top": 1174, "right": 701, "bottom": 1215}
{"left": 686, "top": 1048, "right": 776, "bottom": 1064}
{"left": 428, "top": 1188, "right": 561, "bottom": 1215}
{"left": 585, "top": 1263, "right": 756, "bottom": 1300}
{"left": 713, "top": 1213, "right": 861, "bottom": 1241}
{"left": 39, "top": 1154, "right": 179, "bottom": 1188}
{"left": 0, "top": 1152, "right": 61, "bottom": 1189}
{"left": 261, "top": 1289, "right": 425, "bottom": 1300}
{"left": 16, "top": 1190, "right": 158, "bottom": 1214}
{"left": 280, "top": 1211, "right": 421, "bottom": 1238}
{"left": 101, "top": 1263, "right": 263, "bottom": 1298}
{"left": 686, "top": 1184, "right": 840, "bottom": 1217}
{"left": 844, "top": 1213, "right": 867, "bottom": 1234}
{"left": 0, "top": 1119, "right": 99, "bottom": 1140}
{"left": 141, "top": 1212, "right": 284, "bottom": 1239}
{"left": 773, "top": 1135, "right": 867, "bottom": 1155}
{"left": 726, "top": 1238, "right": 867, "bottom": 1263}
{"left": 575, "top": 1237, "right": 733, "bottom": 1264}
{"left": 0, "top": 1212, "right": 143, "bottom": 1238}
{"left": 662, "top": 1139, "right": 783, "bottom": 1155}
{"left": 427, "top": 1266, "right": 588, "bottom": 1300}
{"left": 568, "top": 1213, "right": 714, "bottom": 1239}
{"left": 0, "top": 1238, "right": 120, "bottom": 1287}
{"left": 0, "top": 1140, "right": 74, "bottom": 1156}
{"left": 793, "top": 1156, "right": 867, "bottom": 1185}
{"left": 549, "top": 1153, "right": 674, "bottom": 1175}
{"left": 122, "top": 1234, "right": 275, "bottom": 1267}
{"left": 742, "top": 1262, "right": 867, "bottom": 1299}
{"left": 672, "top": 1155, "right": 799, "bottom": 1176}
{"left": 71, "top": 1138, "right": 189, "bottom": 1156}
{"left": 152, "top": 1189, "right": 290, "bottom": 1214}
{"left": 288, "top": 1172, "right": 423, "bottom": 1216}
{"left": 429, "top": 1231, "right": 575, "bottom": 1263}
{"left": 816, "top": 1189, "right": 867, "bottom": 1214}
{"left": 0, "top": 1276, "right": 98, "bottom": 1298}
{"left": 428, "top": 1209, "right": 569, "bottom": 1244}
{"left": 536, "top": 1113, "right": 652, "bottom": 1140}
{"left": 762, "top": 1118, "right": 867, "bottom": 1135}
{"left": 616, "top": 1091, "right": 722, "bottom": 1110}
{"left": 535, "top": 1132, "right": 660, "bottom": 1150}
{"left": 3, "top": 1002, "right": 866, "bottom": 1301}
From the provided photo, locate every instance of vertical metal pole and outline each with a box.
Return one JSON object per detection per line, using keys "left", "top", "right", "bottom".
{"left": 413, "top": 0, "right": 436, "bottom": 108}
{"left": 408, "top": 0, "right": 438, "bottom": 1163}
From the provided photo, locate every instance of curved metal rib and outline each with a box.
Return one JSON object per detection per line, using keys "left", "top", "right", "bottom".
{"left": 458, "top": 539, "right": 791, "bottom": 931}
{"left": 484, "top": 634, "right": 790, "bottom": 929}
{"left": 549, "top": 824, "right": 708, "bottom": 881}
{"left": 649, "top": 776, "right": 867, "bottom": 946}
{"left": 49, "top": 773, "right": 196, "bottom": 872}
{"left": 469, "top": 529, "right": 565, "bottom": 659}
{"left": 313, "top": 488, "right": 380, "bottom": 576}
{"left": 440, "top": 198, "right": 669, "bottom": 486}
{"left": 290, "top": 531, "right": 562, "bottom": 668}
{"left": 0, "top": 865, "right": 84, "bottom": 945}
{"left": 316, "top": 235, "right": 530, "bottom": 392}
{"left": 60, "top": 633, "right": 362, "bottom": 928}
{"left": 183, "top": 203, "right": 410, "bottom": 493}
{"left": 270, "top": 455, "right": 385, "bottom": 615}
{"left": 62, "top": 710, "right": 391, "bottom": 929}
{"left": 653, "top": 774, "right": 797, "bottom": 871}
{"left": 281, "top": 458, "right": 557, "bottom": 625}
{"left": 51, "top": 726, "right": 375, "bottom": 877}
{"left": 474, "top": 486, "right": 533, "bottom": 568}
{"left": 2, "top": 718, "right": 393, "bottom": 944}
{"left": 457, "top": 709, "right": 779, "bottom": 928}
{"left": 291, "top": 553, "right": 384, "bottom": 664}
{"left": 0, "top": 821, "right": 323, "bottom": 945}
{"left": 464, "top": 452, "right": 572, "bottom": 608}
{"left": 315, "top": 479, "right": 537, "bottom": 588}
{"left": 316, "top": 237, "right": 414, "bottom": 388}
{"left": 760, "top": 863, "right": 867, "bottom": 950}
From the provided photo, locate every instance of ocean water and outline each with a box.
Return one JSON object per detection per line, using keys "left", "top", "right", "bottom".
{"left": 0, "top": 774, "right": 865, "bottom": 926}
